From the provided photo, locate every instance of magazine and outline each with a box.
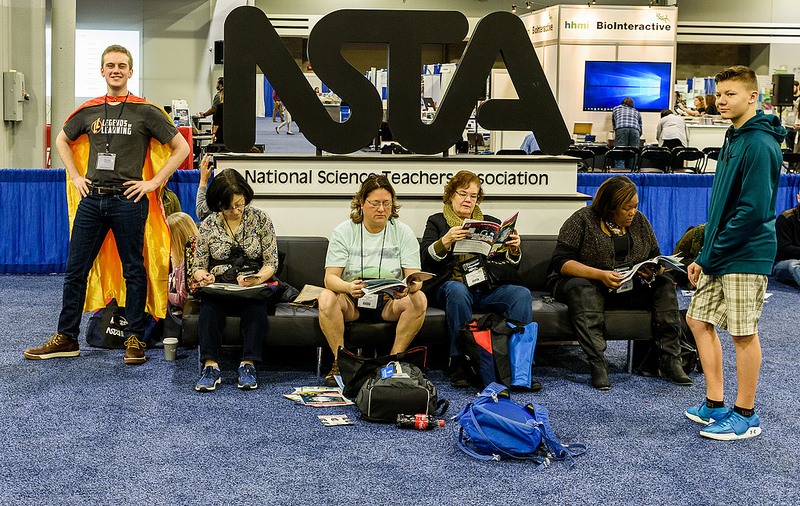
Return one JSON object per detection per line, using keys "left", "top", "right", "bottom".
{"left": 613, "top": 254, "right": 686, "bottom": 293}
{"left": 361, "top": 271, "right": 435, "bottom": 297}
{"left": 283, "top": 386, "right": 354, "bottom": 407}
{"left": 288, "top": 284, "right": 325, "bottom": 308}
{"left": 452, "top": 212, "right": 519, "bottom": 257}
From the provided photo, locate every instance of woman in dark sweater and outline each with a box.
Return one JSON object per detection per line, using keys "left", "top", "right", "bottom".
{"left": 548, "top": 176, "right": 691, "bottom": 390}
{"left": 420, "top": 170, "right": 537, "bottom": 389}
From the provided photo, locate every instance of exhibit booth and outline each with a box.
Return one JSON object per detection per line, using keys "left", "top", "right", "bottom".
{"left": 496, "top": 4, "right": 679, "bottom": 151}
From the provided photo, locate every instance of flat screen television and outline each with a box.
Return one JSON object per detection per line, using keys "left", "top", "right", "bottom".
{"left": 583, "top": 61, "right": 672, "bottom": 112}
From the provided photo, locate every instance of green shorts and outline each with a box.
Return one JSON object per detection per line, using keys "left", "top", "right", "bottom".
{"left": 687, "top": 272, "right": 767, "bottom": 336}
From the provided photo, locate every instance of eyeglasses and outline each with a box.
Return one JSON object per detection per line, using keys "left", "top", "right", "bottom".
{"left": 455, "top": 190, "right": 479, "bottom": 200}
{"left": 223, "top": 202, "right": 246, "bottom": 213}
{"left": 366, "top": 200, "right": 392, "bottom": 209}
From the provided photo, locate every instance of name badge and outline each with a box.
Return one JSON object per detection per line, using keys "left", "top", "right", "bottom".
{"left": 96, "top": 152, "right": 116, "bottom": 171}
{"left": 357, "top": 293, "right": 379, "bottom": 309}
{"left": 460, "top": 257, "right": 488, "bottom": 287}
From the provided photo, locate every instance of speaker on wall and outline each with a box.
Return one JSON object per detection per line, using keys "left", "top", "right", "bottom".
{"left": 214, "top": 40, "right": 224, "bottom": 65}
{"left": 772, "top": 74, "right": 794, "bottom": 106}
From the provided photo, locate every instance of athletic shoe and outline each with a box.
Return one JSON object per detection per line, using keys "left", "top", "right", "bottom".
{"left": 275, "top": 127, "right": 280, "bottom": 134}
{"left": 237, "top": 363, "right": 258, "bottom": 390}
{"left": 700, "top": 411, "right": 762, "bottom": 441}
{"left": 23, "top": 333, "right": 80, "bottom": 360}
{"left": 123, "top": 335, "right": 147, "bottom": 364}
{"left": 286, "top": 131, "right": 294, "bottom": 135}
{"left": 324, "top": 360, "right": 340, "bottom": 387}
{"left": 685, "top": 402, "right": 730, "bottom": 425}
{"left": 195, "top": 366, "right": 221, "bottom": 392}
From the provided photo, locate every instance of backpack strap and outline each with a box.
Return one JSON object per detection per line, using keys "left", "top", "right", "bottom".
{"left": 434, "top": 398, "right": 449, "bottom": 417}
{"left": 527, "top": 402, "right": 587, "bottom": 467}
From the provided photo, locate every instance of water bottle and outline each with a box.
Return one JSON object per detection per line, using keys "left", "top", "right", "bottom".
{"left": 396, "top": 414, "right": 445, "bottom": 430}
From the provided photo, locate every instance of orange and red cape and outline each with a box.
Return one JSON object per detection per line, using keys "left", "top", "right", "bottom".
{"left": 65, "top": 95, "right": 173, "bottom": 319}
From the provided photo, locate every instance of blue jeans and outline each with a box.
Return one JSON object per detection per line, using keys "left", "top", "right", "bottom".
{"left": 57, "top": 194, "right": 149, "bottom": 341}
{"left": 437, "top": 280, "right": 533, "bottom": 357}
{"left": 773, "top": 259, "right": 800, "bottom": 286}
{"left": 614, "top": 128, "right": 639, "bottom": 169}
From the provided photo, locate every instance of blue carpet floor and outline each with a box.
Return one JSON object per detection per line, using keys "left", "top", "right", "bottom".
{"left": 1, "top": 274, "right": 799, "bottom": 505}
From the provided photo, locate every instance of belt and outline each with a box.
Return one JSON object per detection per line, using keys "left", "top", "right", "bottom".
{"left": 89, "top": 185, "right": 127, "bottom": 196}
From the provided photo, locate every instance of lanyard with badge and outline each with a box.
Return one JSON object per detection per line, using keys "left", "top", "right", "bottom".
{"left": 357, "top": 224, "right": 386, "bottom": 309}
{"left": 96, "top": 92, "right": 130, "bottom": 171}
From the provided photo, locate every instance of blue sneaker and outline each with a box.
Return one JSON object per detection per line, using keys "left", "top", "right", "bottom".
{"left": 237, "top": 363, "right": 258, "bottom": 390}
{"left": 195, "top": 366, "right": 221, "bottom": 392}
{"left": 700, "top": 411, "right": 762, "bottom": 441}
{"left": 685, "top": 402, "right": 731, "bottom": 425}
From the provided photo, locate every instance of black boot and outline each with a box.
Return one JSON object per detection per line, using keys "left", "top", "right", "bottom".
{"left": 659, "top": 356, "right": 692, "bottom": 386}
{"left": 590, "top": 359, "right": 611, "bottom": 390}
{"left": 447, "top": 356, "right": 472, "bottom": 388}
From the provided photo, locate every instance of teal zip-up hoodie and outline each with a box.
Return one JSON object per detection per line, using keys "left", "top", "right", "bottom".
{"left": 695, "top": 110, "right": 785, "bottom": 275}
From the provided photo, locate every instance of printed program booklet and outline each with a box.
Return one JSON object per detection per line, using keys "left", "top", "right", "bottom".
{"left": 361, "top": 271, "right": 435, "bottom": 297}
{"left": 613, "top": 254, "right": 686, "bottom": 293}
{"left": 318, "top": 415, "right": 355, "bottom": 426}
{"left": 453, "top": 212, "right": 519, "bottom": 257}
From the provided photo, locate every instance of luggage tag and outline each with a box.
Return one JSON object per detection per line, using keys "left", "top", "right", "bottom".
{"left": 96, "top": 152, "right": 116, "bottom": 171}
{"left": 460, "top": 256, "right": 488, "bottom": 287}
{"left": 380, "top": 363, "right": 396, "bottom": 379}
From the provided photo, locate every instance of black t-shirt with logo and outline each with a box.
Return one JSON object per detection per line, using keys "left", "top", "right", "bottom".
{"left": 63, "top": 97, "right": 179, "bottom": 187}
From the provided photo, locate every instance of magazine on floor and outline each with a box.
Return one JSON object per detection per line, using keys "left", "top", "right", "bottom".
{"left": 361, "top": 271, "right": 435, "bottom": 297}
{"left": 453, "top": 212, "right": 519, "bottom": 257}
{"left": 283, "top": 386, "right": 354, "bottom": 407}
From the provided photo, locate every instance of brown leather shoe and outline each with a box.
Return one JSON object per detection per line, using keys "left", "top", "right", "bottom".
{"left": 23, "top": 333, "right": 80, "bottom": 360}
{"left": 123, "top": 335, "right": 147, "bottom": 364}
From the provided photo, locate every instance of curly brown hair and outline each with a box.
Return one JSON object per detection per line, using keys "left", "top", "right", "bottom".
{"left": 442, "top": 170, "right": 484, "bottom": 205}
{"left": 349, "top": 173, "right": 400, "bottom": 224}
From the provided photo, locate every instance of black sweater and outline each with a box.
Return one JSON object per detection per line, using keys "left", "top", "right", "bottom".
{"left": 775, "top": 206, "right": 800, "bottom": 262}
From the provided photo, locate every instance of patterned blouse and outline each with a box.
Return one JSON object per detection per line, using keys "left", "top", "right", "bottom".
{"left": 191, "top": 206, "right": 279, "bottom": 279}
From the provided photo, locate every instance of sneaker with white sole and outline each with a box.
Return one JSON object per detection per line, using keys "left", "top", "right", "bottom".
{"left": 237, "top": 364, "right": 258, "bottom": 390}
{"left": 195, "top": 366, "right": 221, "bottom": 392}
{"left": 700, "top": 411, "right": 762, "bottom": 441}
{"left": 685, "top": 402, "right": 731, "bottom": 425}
{"left": 23, "top": 333, "right": 80, "bottom": 360}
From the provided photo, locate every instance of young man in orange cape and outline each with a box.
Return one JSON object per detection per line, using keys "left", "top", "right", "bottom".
{"left": 24, "top": 44, "right": 190, "bottom": 365}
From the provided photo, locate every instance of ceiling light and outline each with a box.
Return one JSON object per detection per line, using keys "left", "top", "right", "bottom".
{"left": 526, "top": 1, "right": 533, "bottom": 9}
{"left": 512, "top": 4, "right": 517, "bottom": 13}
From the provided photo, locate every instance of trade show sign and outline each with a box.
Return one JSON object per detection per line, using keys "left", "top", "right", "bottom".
{"left": 222, "top": 7, "right": 570, "bottom": 155}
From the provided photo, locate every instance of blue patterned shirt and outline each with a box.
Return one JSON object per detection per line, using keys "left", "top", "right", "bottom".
{"left": 612, "top": 104, "right": 642, "bottom": 135}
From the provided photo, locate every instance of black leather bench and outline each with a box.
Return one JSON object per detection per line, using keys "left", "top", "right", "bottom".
{"left": 181, "top": 235, "right": 654, "bottom": 372}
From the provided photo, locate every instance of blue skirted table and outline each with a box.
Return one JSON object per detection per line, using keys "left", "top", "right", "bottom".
{"left": 1, "top": 169, "right": 799, "bottom": 274}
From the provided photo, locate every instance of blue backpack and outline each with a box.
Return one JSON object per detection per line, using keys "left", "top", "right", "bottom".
{"left": 452, "top": 382, "right": 586, "bottom": 467}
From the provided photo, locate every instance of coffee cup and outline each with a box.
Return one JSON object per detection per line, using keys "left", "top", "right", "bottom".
{"left": 163, "top": 337, "right": 179, "bottom": 361}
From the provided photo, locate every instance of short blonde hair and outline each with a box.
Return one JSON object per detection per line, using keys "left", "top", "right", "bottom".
{"left": 101, "top": 45, "right": 133, "bottom": 70}
{"left": 167, "top": 212, "right": 198, "bottom": 265}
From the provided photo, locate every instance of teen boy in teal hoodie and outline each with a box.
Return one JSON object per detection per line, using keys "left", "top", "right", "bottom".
{"left": 684, "top": 66, "right": 785, "bottom": 441}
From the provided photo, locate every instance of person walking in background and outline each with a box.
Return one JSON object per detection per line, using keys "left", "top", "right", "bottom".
{"left": 23, "top": 44, "right": 190, "bottom": 364}
{"left": 272, "top": 89, "right": 284, "bottom": 123}
{"left": 275, "top": 102, "right": 293, "bottom": 135}
{"left": 773, "top": 190, "right": 800, "bottom": 287}
{"left": 612, "top": 97, "right": 642, "bottom": 169}
{"left": 198, "top": 76, "right": 223, "bottom": 120}
{"left": 656, "top": 110, "right": 689, "bottom": 151}
{"left": 684, "top": 65, "right": 785, "bottom": 441}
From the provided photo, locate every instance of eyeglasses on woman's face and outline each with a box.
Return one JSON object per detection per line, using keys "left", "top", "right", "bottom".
{"left": 454, "top": 190, "right": 479, "bottom": 201}
{"left": 365, "top": 199, "right": 392, "bottom": 209}
{"left": 222, "top": 197, "right": 247, "bottom": 214}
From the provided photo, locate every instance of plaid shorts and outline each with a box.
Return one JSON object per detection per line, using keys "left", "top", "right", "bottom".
{"left": 687, "top": 272, "right": 767, "bottom": 336}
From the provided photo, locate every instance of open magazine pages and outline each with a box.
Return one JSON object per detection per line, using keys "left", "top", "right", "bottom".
{"left": 452, "top": 212, "right": 519, "bottom": 257}
{"left": 613, "top": 254, "right": 686, "bottom": 292}
{"left": 361, "top": 271, "right": 435, "bottom": 297}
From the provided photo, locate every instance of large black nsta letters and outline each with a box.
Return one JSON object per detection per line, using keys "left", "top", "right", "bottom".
{"left": 224, "top": 7, "right": 569, "bottom": 155}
